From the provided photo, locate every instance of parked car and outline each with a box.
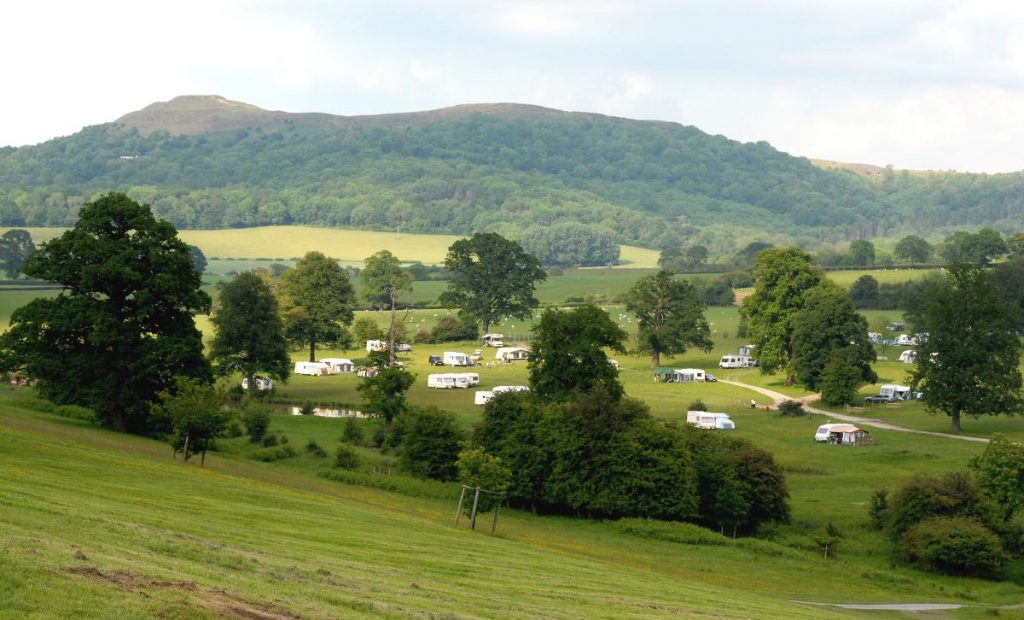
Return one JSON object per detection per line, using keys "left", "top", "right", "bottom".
{"left": 428, "top": 355, "right": 444, "bottom": 366}
{"left": 704, "top": 373, "right": 718, "bottom": 382}
{"left": 864, "top": 394, "right": 895, "bottom": 404}
{"left": 396, "top": 343, "right": 413, "bottom": 352}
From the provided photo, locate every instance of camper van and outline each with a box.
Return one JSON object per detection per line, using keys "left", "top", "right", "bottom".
{"left": 443, "top": 351, "right": 471, "bottom": 366}
{"left": 294, "top": 361, "right": 330, "bottom": 376}
{"left": 482, "top": 333, "right": 504, "bottom": 347}
{"left": 686, "top": 411, "right": 735, "bottom": 430}
{"left": 719, "top": 355, "right": 755, "bottom": 369}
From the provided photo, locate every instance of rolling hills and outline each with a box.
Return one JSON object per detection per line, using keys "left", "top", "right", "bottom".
{"left": 1, "top": 95, "right": 1022, "bottom": 259}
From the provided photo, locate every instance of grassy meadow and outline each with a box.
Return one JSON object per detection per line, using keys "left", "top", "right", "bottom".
{"left": 3, "top": 227, "right": 1024, "bottom": 616}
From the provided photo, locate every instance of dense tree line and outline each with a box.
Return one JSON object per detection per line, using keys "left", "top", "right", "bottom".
{"left": 3, "top": 110, "right": 1023, "bottom": 252}
{"left": 473, "top": 390, "right": 788, "bottom": 533}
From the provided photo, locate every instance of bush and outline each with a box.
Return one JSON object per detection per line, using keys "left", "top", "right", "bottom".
{"left": 399, "top": 406, "right": 464, "bottom": 481}
{"left": 777, "top": 400, "right": 805, "bottom": 417}
{"left": 334, "top": 445, "right": 361, "bottom": 470}
{"left": 869, "top": 488, "right": 889, "bottom": 530}
{"left": 262, "top": 434, "right": 279, "bottom": 447}
{"left": 353, "top": 317, "right": 385, "bottom": 344}
{"left": 243, "top": 405, "right": 272, "bottom": 443}
{"left": 299, "top": 402, "right": 315, "bottom": 416}
{"left": 612, "top": 518, "right": 730, "bottom": 546}
{"left": 456, "top": 447, "right": 511, "bottom": 514}
{"left": 886, "top": 472, "right": 1000, "bottom": 540}
{"left": 687, "top": 399, "right": 707, "bottom": 412}
{"left": 305, "top": 439, "right": 327, "bottom": 457}
{"left": 341, "top": 417, "right": 365, "bottom": 445}
{"left": 900, "top": 517, "right": 1007, "bottom": 578}
{"left": 53, "top": 404, "right": 96, "bottom": 423}
{"left": 250, "top": 445, "right": 297, "bottom": 462}
{"left": 429, "top": 315, "right": 478, "bottom": 343}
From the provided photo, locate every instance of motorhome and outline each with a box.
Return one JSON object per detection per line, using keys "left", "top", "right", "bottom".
{"left": 686, "top": 411, "right": 735, "bottom": 430}
{"left": 443, "top": 351, "right": 471, "bottom": 366}
{"left": 294, "top": 361, "right": 330, "bottom": 376}
{"left": 482, "top": 333, "right": 504, "bottom": 347}
{"left": 719, "top": 355, "right": 755, "bottom": 369}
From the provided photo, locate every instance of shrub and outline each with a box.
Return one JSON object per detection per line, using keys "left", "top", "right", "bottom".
{"left": 341, "top": 417, "right": 365, "bottom": 445}
{"left": 334, "top": 445, "right": 361, "bottom": 470}
{"left": 399, "top": 406, "right": 464, "bottom": 481}
{"left": 243, "top": 405, "right": 272, "bottom": 443}
{"left": 900, "top": 517, "right": 1007, "bottom": 578}
{"left": 250, "top": 445, "right": 297, "bottom": 462}
{"left": 456, "top": 447, "right": 511, "bottom": 514}
{"left": 429, "top": 315, "right": 478, "bottom": 343}
{"left": 687, "top": 399, "right": 707, "bottom": 412}
{"left": 305, "top": 439, "right": 326, "bottom": 457}
{"left": 226, "top": 421, "right": 244, "bottom": 438}
{"left": 612, "top": 518, "right": 730, "bottom": 546}
{"left": 353, "top": 317, "right": 385, "bottom": 344}
{"left": 262, "top": 434, "right": 279, "bottom": 447}
{"left": 778, "top": 400, "right": 805, "bottom": 417}
{"left": 886, "top": 472, "right": 1000, "bottom": 540}
{"left": 299, "top": 402, "right": 315, "bottom": 416}
{"left": 53, "top": 404, "right": 96, "bottom": 423}
{"left": 869, "top": 488, "right": 889, "bottom": 530}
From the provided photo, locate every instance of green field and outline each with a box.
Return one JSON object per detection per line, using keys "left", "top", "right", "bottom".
{"left": 1, "top": 226, "right": 662, "bottom": 269}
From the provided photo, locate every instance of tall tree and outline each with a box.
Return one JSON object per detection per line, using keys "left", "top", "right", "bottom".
{"left": 625, "top": 270, "right": 712, "bottom": 367}
{"left": 357, "top": 366, "right": 415, "bottom": 434}
{"left": 739, "top": 247, "right": 822, "bottom": 383}
{"left": 528, "top": 304, "right": 626, "bottom": 402}
{"left": 907, "top": 264, "right": 1024, "bottom": 431}
{"left": 0, "top": 193, "right": 210, "bottom": 433}
{"left": 361, "top": 250, "right": 413, "bottom": 366}
{"left": 188, "top": 244, "right": 207, "bottom": 275}
{"left": 991, "top": 256, "right": 1024, "bottom": 329}
{"left": 849, "top": 275, "right": 881, "bottom": 309}
{"left": 280, "top": 251, "right": 356, "bottom": 362}
{"left": 440, "top": 232, "right": 546, "bottom": 333}
{"left": 790, "top": 282, "right": 877, "bottom": 392}
{"left": 847, "top": 240, "right": 875, "bottom": 266}
{"left": 940, "top": 229, "right": 1007, "bottom": 266}
{"left": 894, "top": 235, "right": 932, "bottom": 264}
{"left": 209, "top": 271, "right": 291, "bottom": 392}
{"left": 0, "top": 229, "right": 35, "bottom": 278}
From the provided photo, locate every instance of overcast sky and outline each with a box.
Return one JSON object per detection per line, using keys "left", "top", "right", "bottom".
{"left": 4, "top": 1, "right": 1024, "bottom": 172}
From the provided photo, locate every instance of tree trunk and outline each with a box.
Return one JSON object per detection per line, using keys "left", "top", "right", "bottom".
{"left": 182, "top": 432, "right": 190, "bottom": 462}
{"left": 309, "top": 337, "right": 316, "bottom": 362}
{"left": 951, "top": 408, "right": 961, "bottom": 432}
{"left": 385, "top": 415, "right": 393, "bottom": 435}
{"left": 388, "top": 290, "right": 397, "bottom": 367}
{"left": 651, "top": 351, "right": 660, "bottom": 368}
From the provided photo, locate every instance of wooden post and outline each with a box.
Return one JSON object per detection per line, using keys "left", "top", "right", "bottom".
{"left": 491, "top": 498, "right": 501, "bottom": 533}
{"left": 469, "top": 487, "right": 481, "bottom": 530}
{"left": 455, "top": 486, "right": 467, "bottom": 525}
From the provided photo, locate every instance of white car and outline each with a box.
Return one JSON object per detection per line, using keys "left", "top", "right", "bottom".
{"left": 395, "top": 343, "right": 413, "bottom": 352}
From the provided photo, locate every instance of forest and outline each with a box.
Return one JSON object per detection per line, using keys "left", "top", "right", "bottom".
{"left": 1, "top": 103, "right": 1023, "bottom": 255}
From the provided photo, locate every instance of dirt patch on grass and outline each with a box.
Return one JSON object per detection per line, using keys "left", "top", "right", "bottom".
{"left": 64, "top": 566, "right": 301, "bottom": 619}
{"left": 198, "top": 589, "right": 304, "bottom": 620}
{"left": 64, "top": 566, "right": 197, "bottom": 592}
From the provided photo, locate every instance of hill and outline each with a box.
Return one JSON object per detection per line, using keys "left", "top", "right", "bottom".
{"left": 1, "top": 95, "right": 1023, "bottom": 257}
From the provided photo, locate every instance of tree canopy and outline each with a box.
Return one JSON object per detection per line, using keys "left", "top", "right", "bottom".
{"left": 279, "top": 252, "right": 356, "bottom": 362}
{"left": 894, "top": 235, "right": 932, "bottom": 264}
{"left": 528, "top": 304, "right": 626, "bottom": 402}
{"left": 361, "top": 250, "right": 413, "bottom": 365}
{"left": 0, "top": 229, "right": 35, "bottom": 278}
{"left": 0, "top": 193, "right": 210, "bottom": 433}
{"left": 907, "top": 264, "right": 1024, "bottom": 431}
{"left": 358, "top": 366, "right": 415, "bottom": 434}
{"left": 739, "top": 247, "right": 822, "bottom": 382}
{"left": 790, "top": 282, "right": 877, "bottom": 397}
{"left": 208, "top": 271, "right": 291, "bottom": 391}
{"left": 625, "top": 270, "right": 712, "bottom": 368}
{"left": 440, "top": 232, "right": 546, "bottom": 333}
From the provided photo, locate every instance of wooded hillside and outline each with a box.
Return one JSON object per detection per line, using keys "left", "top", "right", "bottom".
{"left": 1, "top": 95, "right": 1021, "bottom": 254}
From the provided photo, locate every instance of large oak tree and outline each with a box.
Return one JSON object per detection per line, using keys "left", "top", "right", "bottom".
{"left": 0, "top": 193, "right": 211, "bottom": 433}
{"left": 280, "top": 251, "right": 356, "bottom": 362}
{"left": 440, "top": 233, "right": 546, "bottom": 334}
{"left": 625, "top": 270, "right": 712, "bottom": 368}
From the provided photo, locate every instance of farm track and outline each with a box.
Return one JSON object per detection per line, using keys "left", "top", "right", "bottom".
{"left": 720, "top": 379, "right": 990, "bottom": 444}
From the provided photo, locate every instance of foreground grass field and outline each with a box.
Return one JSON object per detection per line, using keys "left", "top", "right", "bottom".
{"left": 3, "top": 400, "right": 1023, "bottom": 619}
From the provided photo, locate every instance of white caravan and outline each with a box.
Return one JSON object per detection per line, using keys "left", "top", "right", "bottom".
{"left": 686, "top": 411, "right": 735, "bottom": 430}
{"left": 320, "top": 358, "right": 354, "bottom": 374}
{"left": 443, "top": 351, "right": 471, "bottom": 366}
{"left": 294, "top": 361, "right": 330, "bottom": 376}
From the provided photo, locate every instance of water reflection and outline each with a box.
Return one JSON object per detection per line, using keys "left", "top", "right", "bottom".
{"left": 289, "top": 406, "right": 368, "bottom": 418}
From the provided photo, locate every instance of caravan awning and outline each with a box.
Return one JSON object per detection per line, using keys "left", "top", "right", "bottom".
{"left": 653, "top": 367, "right": 675, "bottom": 375}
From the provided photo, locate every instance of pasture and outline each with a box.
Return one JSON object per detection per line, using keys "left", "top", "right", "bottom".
{"left": 4, "top": 396, "right": 1024, "bottom": 618}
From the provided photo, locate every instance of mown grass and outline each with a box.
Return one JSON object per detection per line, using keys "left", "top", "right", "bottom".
{"left": 4, "top": 398, "right": 1023, "bottom": 618}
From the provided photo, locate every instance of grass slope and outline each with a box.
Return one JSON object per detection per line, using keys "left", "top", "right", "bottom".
{"left": 2, "top": 406, "right": 846, "bottom": 619}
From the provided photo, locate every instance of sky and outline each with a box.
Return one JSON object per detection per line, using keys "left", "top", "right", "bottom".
{"left": 3, "top": 0, "right": 1024, "bottom": 172}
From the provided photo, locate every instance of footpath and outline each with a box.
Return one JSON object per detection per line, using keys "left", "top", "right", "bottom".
{"left": 719, "top": 379, "right": 990, "bottom": 444}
